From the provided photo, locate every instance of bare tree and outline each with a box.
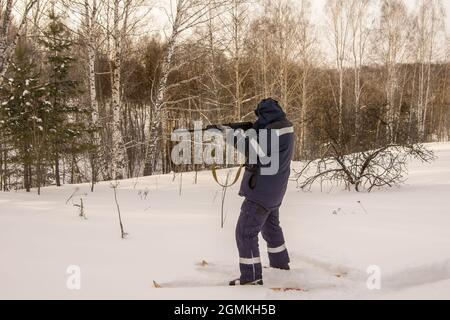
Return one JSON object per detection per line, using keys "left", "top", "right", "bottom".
{"left": 266, "top": 0, "right": 299, "bottom": 113}
{"left": 143, "top": 0, "right": 226, "bottom": 176}
{"left": 297, "top": 0, "right": 318, "bottom": 157}
{"left": 93, "top": 0, "right": 149, "bottom": 180}
{"left": 325, "top": 0, "right": 351, "bottom": 142}
{"left": 84, "top": 0, "right": 99, "bottom": 132}
{"left": 349, "top": 0, "right": 370, "bottom": 141}
{"left": 82, "top": 0, "right": 101, "bottom": 190}
{"left": 229, "top": 0, "right": 246, "bottom": 120}
{"left": 110, "top": 0, "right": 128, "bottom": 179}
{"left": 111, "top": 181, "right": 127, "bottom": 238}
{"left": 414, "top": 0, "right": 445, "bottom": 140}
{"left": 0, "top": 0, "right": 38, "bottom": 83}
{"left": 295, "top": 143, "right": 435, "bottom": 192}
{"left": 247, "top": 15, "right": 278, "bottom": 99}
{"left": 376, "top": 0, "right": 411, "bottom": 143}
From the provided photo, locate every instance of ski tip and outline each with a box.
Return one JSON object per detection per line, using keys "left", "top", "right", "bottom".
{"left": 195, "top": 260, "right": 209, "bottom": 267}
{"left": 153, "top": 280, "right": 162, "bottom": 288}
{"left": 334, "top": 272, "right": 348, "bottom": 278}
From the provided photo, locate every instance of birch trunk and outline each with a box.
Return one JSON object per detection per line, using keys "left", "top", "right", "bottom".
{"left": 84, "top": 0, "right": 100, "bottom": 187}
{"left": 144, "top": 22, "right": 178, "bottom": 176}
{"left": 0, "top": 1, "right": 37, "bottom": 84}
{"left": 0, "top": 0, "right": 14, "bottom": 78}
{"left": 300, "top": 69, "right": 308, "bottom": 156}
{"left": 110, "top": 0, "right": 126, "bottom": 180}
{"left": 232, "top": 0, "right": 243, "bottom": 121}
{"left": 142, "top": 0, "right": 226, "bottom": 175}
{"left": 352, "top": 0, "right": 370, "bottom": 142}
{"left": 416, "top": 0, "right": 438, "bottom": 141}
{"left": 85, "top": 0, "right": 99, "bottom": 128}
{"left": 327, "top": 0, "right": 350, "bottom": 143}
{"left": 421, "top": 7, "right": 436, "bottom": 140}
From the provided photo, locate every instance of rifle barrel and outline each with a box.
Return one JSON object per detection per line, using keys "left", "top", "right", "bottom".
{"left": 177, "top": 122, "right": 253, "bottom": 133}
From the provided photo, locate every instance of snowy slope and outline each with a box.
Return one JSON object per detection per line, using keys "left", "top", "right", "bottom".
{"left": 1, "top": 143, "right": 450, "bottom": 299}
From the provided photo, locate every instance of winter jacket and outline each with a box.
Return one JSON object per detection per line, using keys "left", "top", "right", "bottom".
{"left": 238, "top": 98, "right": 294, "bottom": 209}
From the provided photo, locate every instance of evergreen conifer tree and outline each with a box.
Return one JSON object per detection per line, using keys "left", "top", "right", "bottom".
{"left": 40, "top": 9, "right": 89, "bottom": 186}
{"left": 0, "top": 39, "right": 46, "bottom": 192}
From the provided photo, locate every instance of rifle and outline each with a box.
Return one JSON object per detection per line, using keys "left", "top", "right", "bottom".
{"left": 174, "top": 121, "right": 254, "bottom": 188}
{"left": 186, "top": 121, "right": 253, "bottom": 133}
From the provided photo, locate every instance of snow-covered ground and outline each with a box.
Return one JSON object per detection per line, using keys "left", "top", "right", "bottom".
{"left": 1, "top": 143, "right": 450, "bottom": 300}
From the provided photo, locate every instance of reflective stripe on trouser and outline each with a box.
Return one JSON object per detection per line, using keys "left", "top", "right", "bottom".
{"left": 267, "top": 243, "right": 287, "bottom": 253}
{"left": 236, "top": 199, "right": 290, "bottom": 282}
{"left": 261, "top": 208, "right": 290, "bottom": 268}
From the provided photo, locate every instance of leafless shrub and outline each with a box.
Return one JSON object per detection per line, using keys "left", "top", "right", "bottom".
{"left": 73, "top": 198, "right": 87, "bottom": 220}
{"left": 65, "top": 187, "right": 80, "bottom": 204}
{"left": 220, "top": 170, "right": 232, "bottom": 228}
{"left": 294, "top": 143, "right": 435, "bottom": 192}
{"left": 111, "top": 181, "right": 128, "bottom": 239}
{"left": 138, "top": 188, "right": 150, "bottom": 200}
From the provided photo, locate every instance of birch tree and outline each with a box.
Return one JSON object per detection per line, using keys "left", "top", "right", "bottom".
{"left": 378, "top": 0, "right": 410, "bottom": 142}
{"left": 110, "top": 0, "right": 126, "bottom": 180}
{"left": 297, "top": 0, "right": 317, "bottom": 157}
{"left": 203, "top": 0, "right": 254, "bottom": 122}
{"left": 202, "top": 5, "right": 225, "bottom": 123}
{"left": 143, "top": 0, "right": 226, "bottom": 176}
{"left": 229, "top": 0, "right": 249, "bottom": 120}
{"left": 325, "top": 0, "right": 351, "bottom": 143}
{"left": 83, "top": 0, "right": 101, "bottom": 189}
{"left": 414, "top": 0, "right": 445, "bottom": 140}
{"left": 0, "top": 0, "right": 38, "bottom": 83}
{"left": 265, "top": 0, "right": 299, "bottom": 112}
{"left": 83, "top": 0, "right": 99, "bottom": 132}
{"left": 349, "top": 0, "right": 370, "bottom": 142}
{"left": 104, "top": 0, "right": 146, "bottom": 179}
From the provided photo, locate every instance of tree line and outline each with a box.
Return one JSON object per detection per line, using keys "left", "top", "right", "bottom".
{"left": 0, "top": 0, "right": 449, "bottom": 193}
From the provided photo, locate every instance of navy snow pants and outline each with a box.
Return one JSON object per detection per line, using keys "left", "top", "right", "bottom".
{"left": 236, "top": 198, "right": 290, "bottom": 282}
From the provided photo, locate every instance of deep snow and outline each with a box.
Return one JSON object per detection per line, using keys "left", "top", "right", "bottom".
{"left": 1, "top": 143, "right": 450, "bottom": 299}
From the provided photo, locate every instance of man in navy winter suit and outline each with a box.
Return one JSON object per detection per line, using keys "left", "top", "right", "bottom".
{"left": 228, "top": 98, "right": 294, "bottom": 286}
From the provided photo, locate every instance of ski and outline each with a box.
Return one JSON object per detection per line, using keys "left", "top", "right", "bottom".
{"left": 270, "top": 287, "right": 308, "bottom": 292}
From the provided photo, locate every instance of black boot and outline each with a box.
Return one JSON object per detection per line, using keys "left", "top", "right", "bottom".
{"left": 229, "top": 278, "right": 264, "bottom": 286}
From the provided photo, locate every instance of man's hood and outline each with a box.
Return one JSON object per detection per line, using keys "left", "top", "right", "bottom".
{"left": 253, "top": 98, "right": 286, "bottom": 129}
